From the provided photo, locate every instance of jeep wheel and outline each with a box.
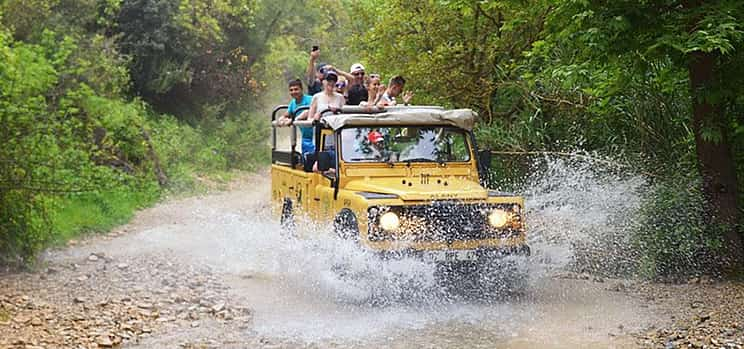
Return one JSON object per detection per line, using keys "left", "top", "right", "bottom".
{"left": 331, "top": 209, "right": 361, "bottom": 283}
{"left": 478, "top": 258, "right": 528, "bottom": 300}
{"left": 280, "top": 198, "right": 295, "bottom": 236}
{"left": 333, "top": 209, "right": 359, "bottom": 241}
{"left": 434, "top": 259, "right": 528, "bottom": 301}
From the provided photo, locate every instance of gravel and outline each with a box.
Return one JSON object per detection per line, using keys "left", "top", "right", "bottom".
{"left": 0, "top": 251, "right": 251, "bottom": 348}
{"left": 630, "top": 280, "right": 744, "bottom": 348}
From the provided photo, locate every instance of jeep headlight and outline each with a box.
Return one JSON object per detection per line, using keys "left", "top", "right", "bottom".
{"left": 379, "top": 212, "right": 400, "bottom": 231}
{"left": 488, "top": 209, "right": 509, "bottom": 228}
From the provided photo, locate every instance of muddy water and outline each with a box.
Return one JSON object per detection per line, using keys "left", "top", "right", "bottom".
{"left": 226, "top": 274, "right": 647, "bottom": 348}
{"left": 52, "top": 162, "right": 657, "bottom": 348}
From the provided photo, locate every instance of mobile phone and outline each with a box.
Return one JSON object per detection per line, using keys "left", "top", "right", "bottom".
{"left": 312, "top": 45, "right": 319, "bottom": 52}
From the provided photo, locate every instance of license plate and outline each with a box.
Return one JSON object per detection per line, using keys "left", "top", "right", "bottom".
{"left": 424, "top": 250, "right": 477, "bottom": 262}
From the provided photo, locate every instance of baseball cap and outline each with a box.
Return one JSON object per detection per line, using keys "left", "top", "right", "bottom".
{"left": 323, "top": 70, "right": 338, "bottom": 81}
{"left": 350, "top": 63, "right": 365, "bottom": 73}
{"left": 367, "top": 130, "right": 383, "bottom": 144}
{"left": 316, "top": 62, "right": 328, "bottom": 73}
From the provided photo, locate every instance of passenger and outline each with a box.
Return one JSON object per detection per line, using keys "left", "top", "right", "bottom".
{"left": 335, "top": 76, "right": 348, "bottom": 99}
{"left": 312, "top": 137, "right": 337, "bottom": 175}
{"left": 346, "top": 63, "right": 368, "bottom": 105}
{"left": 301, "top": 71, "right": 346, "bottom": 121}
{"left": 367, "top": 130, "right": 396, "bottom": 162}
{"left": 312, "top": 159, "right": 337, "bottom": 175}
{"left": 306, "top": 47, "right": 327, "bottom": 95}
{"left": 360, "top": 74, "right": 384, "bottom": 108}
{"left": 379, "top": 75, "right": 414, "bottom": 106}
{"left": 321, "top": 64, "right": 355, "bottom": 82}
{"left": 276, "top": 79, "right": 314, "bottom": 154}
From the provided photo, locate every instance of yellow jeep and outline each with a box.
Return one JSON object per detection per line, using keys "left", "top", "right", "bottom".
{"left": 270, "top": 105, "right": 529, "bottom": 267}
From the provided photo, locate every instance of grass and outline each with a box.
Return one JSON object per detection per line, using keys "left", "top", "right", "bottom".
{"left": 48, "top": 168, "right": 242, "bottom": 245}
{"left": 51, "top": 183, "right": 160, "bottom": 244}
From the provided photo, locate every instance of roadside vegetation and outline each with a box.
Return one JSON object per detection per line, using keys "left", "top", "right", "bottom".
{"left": 0, "top": 0, "right": 344, "bottom": 266}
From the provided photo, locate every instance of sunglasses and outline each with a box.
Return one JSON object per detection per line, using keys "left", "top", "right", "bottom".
{"left": 335, "top": 81, "right": 347, "bottom": 88}
{"left": 369, "top": 74, "right": 380, "bottom": 79}
{"left": 352, "top": 71, "right": 365, "bottom": 76}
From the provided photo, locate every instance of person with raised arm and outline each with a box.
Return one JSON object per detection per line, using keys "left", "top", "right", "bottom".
{"left": 378, "top": 75, "right": 413, "bottom": 107}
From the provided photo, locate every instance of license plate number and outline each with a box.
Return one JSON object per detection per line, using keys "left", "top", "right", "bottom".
{"left": 425, "top": 250, "right": 477, "bottom": 262}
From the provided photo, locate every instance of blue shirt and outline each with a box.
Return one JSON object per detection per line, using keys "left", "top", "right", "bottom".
{"left": 288, "top": 95, "right": 313, "bottom": 139}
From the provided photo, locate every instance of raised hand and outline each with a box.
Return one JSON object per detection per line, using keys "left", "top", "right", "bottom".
{"left": 402, "top": 91, "right": 414, "bottom": 104}
{"left": 377, "top": 84, "right": 386, "bottom": 97}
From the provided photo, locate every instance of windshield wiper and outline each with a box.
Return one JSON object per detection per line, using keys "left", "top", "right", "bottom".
{"left": 402, "top": 158, "right": 437, "bottom": 163}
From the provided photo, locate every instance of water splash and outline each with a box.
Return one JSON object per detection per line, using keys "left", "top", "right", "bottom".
{"left": 519, "top": 154, "right": 648, "bottom": 276}
{"left": 106, "top": 158, "right": 655, "bottom": 345}
{"left": 170, "top": 154, "right": 648, "bottom": 300}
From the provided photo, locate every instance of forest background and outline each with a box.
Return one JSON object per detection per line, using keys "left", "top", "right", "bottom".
{"left": 1, "top": 0, "right": 742, "bottom": 278}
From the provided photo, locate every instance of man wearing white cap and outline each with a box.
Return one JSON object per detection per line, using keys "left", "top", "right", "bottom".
{"left": 346, "top": 63, "right": 368, "bottom": 105}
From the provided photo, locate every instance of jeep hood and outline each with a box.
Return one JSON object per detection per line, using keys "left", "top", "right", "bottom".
{"left": 347, "top": 177, "right": 488, "bottom": 201}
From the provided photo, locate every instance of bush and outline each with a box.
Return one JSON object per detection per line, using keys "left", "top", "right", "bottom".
{"left": 148, "top": 110, "right": 269, "bottom": 178}
{"left": 214, "top": 113, "right": 270, "bottom": 171}
{"left": 634, "top": 173, "right": 725, "bottom": 278}
{"left": 51, "top": 176, "right": 159, "bottom": 243}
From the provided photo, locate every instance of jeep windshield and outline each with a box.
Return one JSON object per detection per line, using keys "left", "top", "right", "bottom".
{"left": 340, "top": 126, "right": 471, "bottom": 163}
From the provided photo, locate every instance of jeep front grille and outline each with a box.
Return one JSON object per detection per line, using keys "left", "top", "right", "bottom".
{"left": 367, "top": 201, "right": 521, "bottom": 243}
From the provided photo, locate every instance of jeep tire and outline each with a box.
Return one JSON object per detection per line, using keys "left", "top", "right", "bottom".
{"left": 280, "top": 198, "right": 295, "bottom": 236}
{"left": 333, "top": 209, "right": 359, "bottom": 241}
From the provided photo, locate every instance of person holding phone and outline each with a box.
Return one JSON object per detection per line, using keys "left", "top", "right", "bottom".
{"left": 306, "top": 46, "right": 327, "bottom": 95}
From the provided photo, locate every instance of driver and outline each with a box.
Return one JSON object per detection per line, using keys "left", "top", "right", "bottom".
{"left": 368, "top": 130, "right": 396, "bottom": 163}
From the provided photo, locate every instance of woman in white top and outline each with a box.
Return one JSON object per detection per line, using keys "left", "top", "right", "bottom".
{"left": 301, "top": 71, "right": 346, "bottom": 121}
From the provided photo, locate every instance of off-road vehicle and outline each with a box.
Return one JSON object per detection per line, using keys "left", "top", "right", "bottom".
{"left": 270, "top": 105, "right": 529, "bottom": 276}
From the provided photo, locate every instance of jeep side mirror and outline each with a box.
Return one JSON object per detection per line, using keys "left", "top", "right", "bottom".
{"left": 477, "top": 149, "right": 492, "bottom": 187}
{"left": 477, "top": 149, "right": 491, "bottom": 171}
{"left": 317, "top": 151, "right": 333, "bottom": 172}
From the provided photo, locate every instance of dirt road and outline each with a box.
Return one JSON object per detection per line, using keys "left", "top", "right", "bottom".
{"left": 1, "top": 172, "right": 742, "bottom": 348}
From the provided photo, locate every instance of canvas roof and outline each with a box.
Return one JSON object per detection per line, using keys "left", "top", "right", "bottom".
{"left": 287, "top": 107, "right": 478, "bottom": 131}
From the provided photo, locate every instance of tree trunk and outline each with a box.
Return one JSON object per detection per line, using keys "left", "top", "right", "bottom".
{"left": 141, "top": 128, "right": 168, "bottom": 187}
{"left": 687, "top": 50, "right": 743, "bottom": 268}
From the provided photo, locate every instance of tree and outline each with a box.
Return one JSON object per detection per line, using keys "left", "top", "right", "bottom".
{"left": 541, "top": 0, "right": 744, "bottom": 266}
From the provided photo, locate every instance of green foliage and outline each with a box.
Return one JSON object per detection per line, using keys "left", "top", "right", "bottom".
{"left": 114, "top": 0, "right": 339, "bottom": 121}
{"left": 149, "top": 110, "right": 269, "bottom": 174}
{"left": 0, "top": 0, "right": 55, "bottom": 40}
{"left": 348, "top": 0, "right": 549, "bottom": 119}
{"left": 116, "top": 0, "right": 186, "bottom": 96}
{"left": 1, "top": 28, "right": 64, "bottom": 264}
{"left": 1, "top": 0, "right": 277, "bottom": 265}
{"left": 52, "top": 177, "right": 160, "bottom": 243}
{"left": 635, "top": 173, "right": 725, "bottom": 278}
